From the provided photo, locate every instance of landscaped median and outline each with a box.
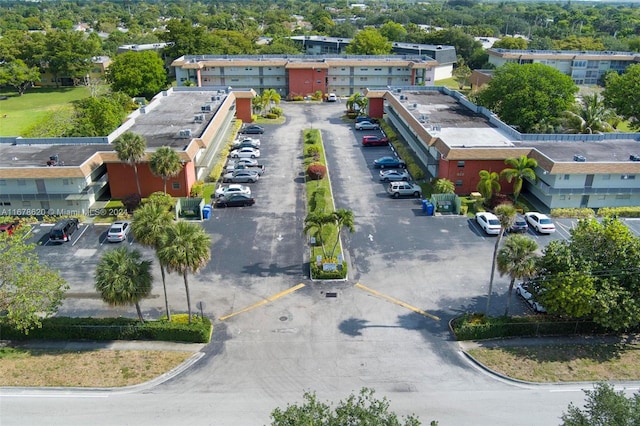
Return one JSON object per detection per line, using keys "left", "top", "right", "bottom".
{"left": 302, "top": 129, "right": 351, "bottom": 280}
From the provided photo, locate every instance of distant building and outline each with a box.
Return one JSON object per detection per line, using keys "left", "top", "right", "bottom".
{"left": 116, "top": 42, "right": 174, "bottom": 54}
{"left": 38, "top": 56, "right": 111, "bottom": 87}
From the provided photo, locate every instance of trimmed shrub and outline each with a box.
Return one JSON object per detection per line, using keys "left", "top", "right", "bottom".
{"left": 306, "top": 163, "right": 327, "bottom": 180}
{"left": 488, "top": 193, "right": 511, "bottom": 209}
{"left": 291, "top": 95, "right": 304, "bottom": 101}
{"left": 598, "top": 206, "right": 640, "bottom": 218}
{"left": 122, "top": 193, "right": 142, "bottom": 212}
{"left": 407, "top": 163, "right": 425, "bottom": 180}
{"left": 265, "top": 112, "right": 278, "bottom": 119}
{"left": 311, "top": 260, "right": 347, "bottom": 280}
{"left": 270, "top": 107, "right": 283, "bottom": 117}
{"left": 550, "top": 208, "right": 595, "bottom": 218}
{"left": 190, "top": 181, "right": 205, "bottom": 197}
{"left": 305, "top": 145, "right": 320, "bottom": 158}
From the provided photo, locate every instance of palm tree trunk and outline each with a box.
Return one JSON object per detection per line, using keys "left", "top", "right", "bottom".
{"left": 486, "top": 229, "right": 505, "bottom": 314}
{"left": 330, "top": 230, "right": 341, "bottom": 259}
{"left": 133, "top": 163, "right": 142, "bottom": 195}
{"left": 163, "top": 177, "right": 167, "bottom": 194}
{"left": 183, "top": 270, "right": 192, "bottom": 324}
{"left": 135, "top": 302, "right": 145, "bottom": 323}
{"left": 160, "top": 264, "right": 171, "bottom": 321}
{"left": 504, "top": 278, "right": 516, "bottom": 316}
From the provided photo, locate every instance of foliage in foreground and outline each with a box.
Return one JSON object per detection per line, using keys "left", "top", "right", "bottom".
{"left": 562, "top": 383, "right": 640, "bottom": 426}
{"left": 270, "top": 387, "right": 429, "bottom": 426}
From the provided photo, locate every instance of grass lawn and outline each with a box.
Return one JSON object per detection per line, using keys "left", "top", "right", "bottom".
{"left": 0, "top": 346, "right": 191, "bottom": 387}
{"left": 468, "top": 343, "right": 640, "bottom": 382}
{"left": 0, "top": 86, "right": 90, "bottom": 136}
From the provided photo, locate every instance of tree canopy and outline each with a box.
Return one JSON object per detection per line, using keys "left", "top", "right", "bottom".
{"left": 346, "top": 28, "right": 392, "bottom": 55}
{"left": 562, "top": 383, "right": 640, "bottom": 426}
{"left": 107, "top": 50, "right": 167, "bottom": 100}
{"left": 476, "top": 63, "right": 578, "bottom": 133}
{"left": 603, "top": 64, "right": 640, "bottom": 131}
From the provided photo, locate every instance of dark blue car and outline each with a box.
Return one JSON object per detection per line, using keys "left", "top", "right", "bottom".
{"left": 373, "top": 156, "right": 406, "bottom": 169}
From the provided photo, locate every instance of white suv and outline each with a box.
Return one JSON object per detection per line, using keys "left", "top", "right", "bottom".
{"left": 386, "top": 182, "right": 422, "bottom": 198}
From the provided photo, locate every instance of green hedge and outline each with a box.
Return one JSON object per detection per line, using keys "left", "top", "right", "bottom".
{"left": 0, "top": 316, "right": 212, "bottom": 343}
{"left": 598, "top": 206, "right": 640, "bottom": 218}
{"left": 310, "top": 261, "right": 347, "bottom": 280}
{"left": 550, "top": 208, "right": 596, "bottom": 218}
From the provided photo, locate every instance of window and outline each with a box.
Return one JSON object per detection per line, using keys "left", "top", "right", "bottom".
{"left": 360, "top": 68, "right": 368, "bottom": 71}
{"left": 616, "top": 194, "right": 631, "bottom": 200}
{"left": 621, "top": 174, "right": 636, "bottom": 180}
{"left": 231, "top": 78, "right": 239, "bottom": 82}
{"left": 563, "top": 174, "right": 570, "bottom": 180}
{"left": 559, "top": 195, "right": 566, "bottom": 200}
{"left": 172, "top": 182, "right": 180, "bottom": 190}
{"left": 455, "top": 180, "right": 463, "bottom": 187}
{"left": 374, "top": 68, "right": 382, "bottom": 71}
{"left": 457, "top": 161, "right": 465, "bottom": 167}
{"left": 602, "top": 174, "right": 611, "bottom": 180}
{"left": 359, "top": 77, "right": 368, "bottom": 81}
{"left": 317, "top": 69, "right": 321, "bottom": 73}
{"left": 63, "top": 179, "right": 70, "bottom": 185}
{"left": 17, "top": 179, "right": 26, "bottom": 186}
{"left": 316, "top": 80, "right": 321, "bottom": 84}
{"left": 0, "top": 179, "right": 5, "bottom": 186}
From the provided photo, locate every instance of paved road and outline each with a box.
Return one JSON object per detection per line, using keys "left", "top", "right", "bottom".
{"left": 1, "top": 101, "right": 623, "bottom": 426}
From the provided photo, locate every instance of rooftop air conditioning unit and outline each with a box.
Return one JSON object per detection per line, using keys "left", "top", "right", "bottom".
{"left": 573, "top": 154, "right": 586, "bottom": 162}
{"left": 201, "top": 105, "right": 212, "bottom": 112}
{"left": 630, "top": 154, "right": 640, "bottom": 162}
{"left": 194, "top": 114, "right": 204, "bottom": 123}
{"left": 178, "top": 129, "right": 192, "bottom": 138}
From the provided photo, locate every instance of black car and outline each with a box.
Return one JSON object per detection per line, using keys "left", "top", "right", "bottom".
{"left": 214, "top": 194, "right": 256, "bottom": 207}
{"left": 49, "top": 218, "right": 79, "bottom": 243}
{"left": 508, "top": 215, "right": 529, "bottom": 233}
{"left": 240, "top": 125, "right": 264, "bottom": 134}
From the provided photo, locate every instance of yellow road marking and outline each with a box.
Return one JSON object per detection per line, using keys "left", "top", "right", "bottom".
{"left": 354, "top": 283, "right": 440, "bottom": 321}
{"left": 218, "top": 283, "right": 306, "bottom": 321}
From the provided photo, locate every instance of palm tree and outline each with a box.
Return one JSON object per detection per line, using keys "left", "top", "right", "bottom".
{"left": 252, "top": 94, "right": 264, "bottom": 115}
{"left": 149, "top": 146, "right": 183, "bottom": 194}
{"left": 486, "top": 203, "right": 517, "bottom": 314}
{"left": 158, "top": 221, "right": 211, "bottom": 324}
{"left": 131, "top": 201, "right": 174, "bottom": 321}
{"left": 477, "top": 170, "right": 501, "bottom": 204}
{"left": 501, "top": 155, "right": 538, "bottom": 204}
{"left": 262, "top": 88, "right": 281, "bottom": 113}
{"left": 433, "top": 178, "right": 455, "bottom": 194}
{"left": 95, "top": 247, "right": 152, "bottom": 323}
{"left": 562, "top": 93, "right": 616, "bottom": 134}
{"left": 303, "top": 211, "right": 334, "bottom": 258}
{"left": 114, "top": 131, "right": 147, "bottom": 196}
{"left": 329, "top": 209, "right": 355, "bottom": 259}
{"left": 497, "top": 234, "right": 539, "bottom": 316}
{"left": 346, "top": 92, "right": 368, "bottom": 116}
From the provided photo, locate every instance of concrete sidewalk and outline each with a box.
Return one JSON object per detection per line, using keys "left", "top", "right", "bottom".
{"left": 6, "top": 339, "right": 206, "bottom": 353}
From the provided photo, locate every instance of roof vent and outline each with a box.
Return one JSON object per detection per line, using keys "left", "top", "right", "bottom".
{"left": 630, "top": 154, "right": 640, "bottom": 162}
{"left": 178, "top": 129, "right": 192, "bottom": 138}
{"left": 194, "top": 114, "right": 204, "bottom": 123}
{"left": 201, "top": 104, "right": 212, "bottom": 112}
{"left": 573, "top": 154, "right": 586, "bottom": 162}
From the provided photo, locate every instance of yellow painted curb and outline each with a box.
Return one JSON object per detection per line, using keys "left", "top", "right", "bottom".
{"left": 355, "top": 283, "right": 440, "bottom": 321}
{"left": 218, "top": 283, "right": 306, "bottom": 321}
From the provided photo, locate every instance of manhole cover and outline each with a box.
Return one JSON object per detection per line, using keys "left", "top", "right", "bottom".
{"left": 279, "top": 316, "right": 288, "bottom": 321}
{"left": 325, "top": 292, "right": 337, "bottom": 298}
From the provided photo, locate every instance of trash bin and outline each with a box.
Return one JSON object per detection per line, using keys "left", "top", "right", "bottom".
{"left": 421, "top": 199, "right": 429, "bottom": 213}
{"left": 426, "top": 202, "right": 434, "bottom": 216}
{"left": 202, "top": 205, "right": 212, "bottom": 220}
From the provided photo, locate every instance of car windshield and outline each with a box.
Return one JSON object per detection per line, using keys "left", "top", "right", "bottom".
{"left": 540, "top": 218, "right": 553, "bottom": 224}
{"left": 110, "top": 226, "right": 123, "bottom": 232}
{"left": 488, "top": 219, "right": 500, "bottom": 225}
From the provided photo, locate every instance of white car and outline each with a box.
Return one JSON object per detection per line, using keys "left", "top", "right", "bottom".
{"left": 232, "top": 137, "right": 261, "bottom": 149}
{"left": 327, "top": 93, "right": 338, "bottom": 102}
{"left": 107, "top": 221, "right": 131, "bottom": 243}
{"left": 475, "top": 212, "right": 501, "bottom": 235}
{"left": 524, "top": 212, "right": 556, "bottom": 234}
{"left": 214, "top": 184, "right": 251, "bottom": 199}
{"left": 379, "top": 169, "right": 410, "bottom": 182}
{"left": 355, "top": 120, "right": 380, "bottom": 130}
{"left": 515, "top": 282, "right": 547, "bottom": 313}
{"left": 229, "top": 147, "right": 260, "bottom": 159}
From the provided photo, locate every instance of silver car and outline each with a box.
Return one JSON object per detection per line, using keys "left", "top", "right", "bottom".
{"left": 379, "top": 169, "right": 410, "bottom": 182}
{"left": 107, "top": 221, "right": 131, "bottom": 243}
{"left": 386, "top": 181, "right": 422, "bottom": 198}
{"left": 222, "top": 169, "right": 260, "bottom": 183}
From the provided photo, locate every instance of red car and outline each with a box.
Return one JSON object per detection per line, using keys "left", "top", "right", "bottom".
{"left": 362, "top": 135, "right": 389, "bottom": 146}
{"left": 0, "top": 221, "right": 19, "bottom": 235}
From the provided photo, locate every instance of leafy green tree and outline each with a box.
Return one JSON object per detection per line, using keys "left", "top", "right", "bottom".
{"left": 71, "top": 96, "right": 126, "bottom": 137}
{"left": 270, "top": 388, "right": 424, "bottom": 426}
{"left": 303, "top": 211, "right": 334, "bottom": 258}
{"left": 379, "top": 21, "right": 408, "bottom": 42}
{"left": 562, "top": 383, "right": 640, "bottom": 426}
{"left": 160, "top": 18, "right": 218, "bottom": 58}
{"left": 476, "top": 63, "right": 578, "bottom": 133}
{"left": 603, "top": 64, "right": 640, "bottom": 131}
{"left": 95, "top": 247, "right": 152, "bottom": 323}
{"left": 453, "top": 63, "right": 472, "bottom": 90}
{"left": 486, "top": 203, "right": 517, "bottom": 313}
{"left": 132, "top": 199, "right": 174, "bottom": 321}
{"left": 45, "top": 29, "right": 100, "bottom": 86}
{"left": 536, "top": 218, "right": 640, "bottom": 330}
{"left": 0, "top": 232, "right": 68, "bottom": 333}
{"left": 433, "top": 178, "right": 455, "bottom": 194}
{"left": 477, "top": 170, "right": 501, "bottom": 202}
{"left": 553, "top": 35, "right": 605, "bottom": 51}
{"left": 260, "top": 88, "right": 281, "bottom": 114}
{"left": 329, "top": 209, "right": 355, "bottom": 259}
{"left": 346, "top": 92, "right": 369, "bottom": 116}
{"left": 497, "top": 234, "right": 539, "bottom": 315}
{"left": 423, "top": 28, "right": 485, "bottom": 69}
{"left": 492, "top": 36, "right": 528, "bottom": 50}
{"left": 501, "top": 155, "right": 538, "bottom": 204}
{"left": 149, "top": 146, "right": 183, "bottom": 194}
{"left": 106, "top": 50, "right": 167, "bottom": 100}
{"left": 562, "top": 93, "right": 616, "bottom": 134}
{"left": 114, "top": 132, "right": 147, "bottom": 196}
{"left": 0, "top": 59, "right": 40, "bottom": 95}
{"left": 346, "top": 28, "right": 392, "bottom": 55}
{"left": 158, "top": 222, "right": 211, "bottom": 324}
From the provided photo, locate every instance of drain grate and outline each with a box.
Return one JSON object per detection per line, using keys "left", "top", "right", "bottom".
{"left": 279, "top": 316, "right": 288, "bottom": 321}
{"left": 325, "top": 292, "right": 337, "bottom": 298}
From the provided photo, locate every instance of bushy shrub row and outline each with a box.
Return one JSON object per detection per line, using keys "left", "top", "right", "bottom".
{"left": 382, "top": 121, "right": 425, "bottom": 181}
{"left": 310, "top": 260, "right": 348, "bottom": 280}
{"left": 0, "top": 316, "right": 212, "bottom": 343}
{"left": 550, "top": 207, "right": 595, "bottom": 218}
{"left": 598, "top": 206, "right": 640, "bottom": 218}
{"left": 290, "top": 95, "right": 304, "bottom": 101}
{"left": 208, "top": 120, "right": 243, "bottom": 182}
{"left": 270, "top": 107, "right": 283, "bottom": 117}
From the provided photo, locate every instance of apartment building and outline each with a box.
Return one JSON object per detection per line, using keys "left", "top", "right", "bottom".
{"left": 487, "top": 48, "right": 640, "bottom": 85}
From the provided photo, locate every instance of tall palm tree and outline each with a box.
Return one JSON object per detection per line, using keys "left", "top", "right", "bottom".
{"left": 158, "top": 222, "right": 211, "bottom": 324}
{"left": 95, "top": 247, "right": 152, "bottom": 323}
{"left": 486, "top": 203, "right": 517, "bottom": 314}
{"left": 252, "top": 94, "right": 264, "bottom": 115}
{"left": 346, "top": 92, "right": 368, "bottom": 116}
{"left": 477, "top": 170, "right": 501, "bottom": 203}
{"left": 497, "top": 234, "right": 539, "bottom": 316}
{"left": 329, "top": 209, "right": 355, "bottom": 259}
{"left": 131, "top": 201, "right": 174, "bottom": 321}
{"left": 303, "top": 211, "right": 334, "bottom": 258}
{"left": 562, "top": 93, "right": 616, "bottom": 134}
{"left": 149, "top": 146, "right": 183, "bottom": 194}
{"left": 114, "top": 131, "right": 147, "bottom": 196}
{"left": 501, "top": 155, "right": 538, "bottom": 204}
{"left": 262, "top": 88, "right": 281, "bottom": 113}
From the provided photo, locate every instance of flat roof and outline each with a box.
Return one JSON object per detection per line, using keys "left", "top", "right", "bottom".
{"left": 514, "top": 139, "right": 640, "bottom": 163}
{"left": 0, "top": 143, "right": 106, "bottom": 168}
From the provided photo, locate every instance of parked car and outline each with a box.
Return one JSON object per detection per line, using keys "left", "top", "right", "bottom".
{"left": 386, "top": 181, "right": 422, "bottom": 198}
{"left": 227, "top": 158, "right": 259, "bottom": 168}
{"left": 240, "top": 125, "right": 264, "bottom": 134}
{"left": 508, "top": 215, "right": 529, "bottom": 233}
{"left": 373, "top": 156, "right": 406, "bottom": 169}
{"left": 356, "top": 116, "right": 379, "bottom": 124}
{"left": 222, "top": 169, "right": 260, "bottom": 183}
{"left": 327, "top": 93, "right": 338, "bottom": 102}
{"left": 515, "top": 282, "right": 547, "bottom": 313}
{"left": 225, "top": 162, "right": 265, "bottom": 175}
{"left": 362, "top": 135, "right": 389, "bottom": 147}
{"left": 232, "top": 137, "right": 261, "bottom": 149}
{"left": 379, "top": 169, "right": 410, "bottom": 182}
{"left": 0, "top": 221, "right": 19, "bottom": 235}
{"left": 229, "top": 147, "right": 260, "bottom": 159}
{"left": 215, "top": 184, "right": 252, "bottom": 199}
{"left": 214, "top": 194, "right": 256, "bottom": 208}
{"left": 524, "top": 212, "right": 556, "bottom": 234}
{"left": 475, "top": 212, "right": 502, "bottom": 235}
{"left": 107, "top": 221, "right": 131, "bottom": 243}
{"left": 355, "top": 120, "right": 380, "bottom": 130}
{"left": 49, "top": 218, "right": 79, "bottom": 243}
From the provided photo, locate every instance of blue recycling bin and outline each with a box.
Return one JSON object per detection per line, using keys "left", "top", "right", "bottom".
{"left": 202, "top": 205, "right": 212, "bottom": 220}
{"left": 426, "top": 202, "right": 434, "bottom": 216}
{"left": 422, "top": 200, "right": 434, "bottom": 216}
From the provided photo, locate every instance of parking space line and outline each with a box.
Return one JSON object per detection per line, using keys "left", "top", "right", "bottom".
{"left": 71, "top": 224, "right": 91, "bottom": 246}
{"left": 218, "top": 283, "right": 305, "bottom": 321}
{"left": 354, "top": 283, "right": 440, "bottom": 321}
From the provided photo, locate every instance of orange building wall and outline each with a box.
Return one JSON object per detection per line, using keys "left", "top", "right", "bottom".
{"left": 368, "top": 98, "right": 385, "bottom": 118}
{"left": 288, "top": 68, "right": 327, "bottom": 98}
{"left": 438, "top": 158, "right": 514, "bottom": 195}
{"left": 235, "top": 98, "right": 253, "bottom": 122}
{"left": 107, "top": 162, "right": 194, "bottom": 199}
